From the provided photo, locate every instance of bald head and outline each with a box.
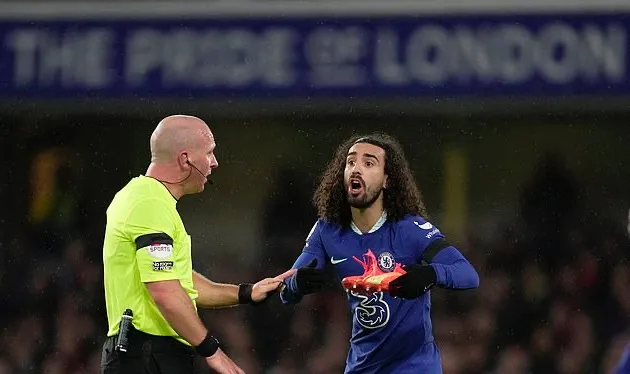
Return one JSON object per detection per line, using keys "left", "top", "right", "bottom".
{"left": 150, "top": 115, "right": 212, "bottom": 163}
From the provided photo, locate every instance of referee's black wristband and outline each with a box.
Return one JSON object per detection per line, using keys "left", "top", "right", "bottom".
{"left": 238, "top": 283, "right": 254, "bottom": 305}
{"left": 196, "top": 333, "right": 220, "bottom": 357}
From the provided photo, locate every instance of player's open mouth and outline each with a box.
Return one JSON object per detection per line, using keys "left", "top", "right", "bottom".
{"left": 349, "top": 178, "right": 363, "bottom": 196}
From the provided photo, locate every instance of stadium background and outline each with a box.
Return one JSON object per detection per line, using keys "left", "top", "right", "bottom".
{"left": 0, "top": 1, "right": 629, "bottom": 373}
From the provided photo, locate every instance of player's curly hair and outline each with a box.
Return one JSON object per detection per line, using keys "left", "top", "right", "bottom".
{"left": 313, "top": 133, "right": 427, "bottom": 227}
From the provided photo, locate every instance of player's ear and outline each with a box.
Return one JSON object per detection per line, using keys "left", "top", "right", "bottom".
{"left": 383, "top": 175, "right": 388, "bottom": 189}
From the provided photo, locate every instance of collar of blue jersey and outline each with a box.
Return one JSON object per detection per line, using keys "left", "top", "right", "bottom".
{"left": 350, "top": 211, "right": 388, "bottom": 235}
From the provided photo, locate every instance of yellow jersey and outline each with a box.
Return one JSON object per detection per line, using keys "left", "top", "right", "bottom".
{"left": 103, "top": 175, "right": 197, "bottom": 344}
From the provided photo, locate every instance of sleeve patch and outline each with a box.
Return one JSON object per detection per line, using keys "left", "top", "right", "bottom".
{"left": 152, "top": 261, "right": 174, "bottom": 271}
{"left": 147, "top": 244, "right": 173, "bottom": 259}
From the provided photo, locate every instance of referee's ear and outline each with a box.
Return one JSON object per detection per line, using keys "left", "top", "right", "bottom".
{"left": 179, "top": 152, "right": 190, "bottom": 169}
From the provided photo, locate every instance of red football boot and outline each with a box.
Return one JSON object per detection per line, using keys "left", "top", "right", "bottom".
{"left": 341, "top": 249, "right": 406, "bottom": 294}
{"left": 341, "top": 251, "right": 373, "bottom": 293}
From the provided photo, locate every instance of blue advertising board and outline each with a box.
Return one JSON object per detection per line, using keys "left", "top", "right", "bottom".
{"left": 0, "top": 13, "right": 628, "bottom": 98}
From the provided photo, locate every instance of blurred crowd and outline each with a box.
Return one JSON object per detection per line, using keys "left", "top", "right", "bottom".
{"left": 0, "top": 156, "right": 628, "bottom": 374}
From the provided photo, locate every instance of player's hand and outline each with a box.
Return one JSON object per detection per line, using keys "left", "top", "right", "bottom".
{"left": 205, "top": 348, "right": 245, "bottom": 374}
{"left": 388, "top": 264, "right": 437, "bottom": 299}
{"left": 295, "top": 259, "right": 329, "bottom": 295}
{"left": 251, "top": 269, "right": 296, "bottom": 303}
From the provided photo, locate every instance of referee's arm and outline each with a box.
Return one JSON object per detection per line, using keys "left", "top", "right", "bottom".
{"left": 192, "top": 271, "right": 240, "bottom": 308}
{"left": 146, "top": 279, "right": 209, "bottom": 346}
{"left": 192, "top": 270, "right": 296, "bottom": 308}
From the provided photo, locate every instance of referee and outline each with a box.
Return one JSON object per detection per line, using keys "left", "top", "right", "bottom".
{"left": 101, "top": 115, "right": 293, "bottom": 374}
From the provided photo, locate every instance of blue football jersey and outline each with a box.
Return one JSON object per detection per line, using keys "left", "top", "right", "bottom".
{"left": 281, "top": 214, "right": 478, "bottom": 374}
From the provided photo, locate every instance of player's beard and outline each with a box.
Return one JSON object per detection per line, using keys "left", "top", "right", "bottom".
{"left": 347, "top": 186, "right": 383, "bottom": 209}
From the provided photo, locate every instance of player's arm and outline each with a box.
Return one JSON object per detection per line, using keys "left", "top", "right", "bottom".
{"left": 421, "top": 239, "right": 479, "bottom": 290}
{"left": 192, "top": 270, "right": 294, "bottom": 308}
{"left": 389, "top": 219, "right": 479, "bottom": 299}
{"left": 280, "top": 220, "right": 329, "bottom": 304}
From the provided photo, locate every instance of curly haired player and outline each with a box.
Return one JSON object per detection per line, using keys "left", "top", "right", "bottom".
{"left": 280, "top": 133, "right": 479, "bottom": 374}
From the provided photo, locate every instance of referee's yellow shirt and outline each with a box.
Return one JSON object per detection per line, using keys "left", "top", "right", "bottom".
{"left": 103, "top": 175, "right": 197, "bottom": 344}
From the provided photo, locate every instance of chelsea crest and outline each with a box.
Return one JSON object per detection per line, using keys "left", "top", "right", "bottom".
{"left": 377, "top": 251, "right": 396, "bottom": 272}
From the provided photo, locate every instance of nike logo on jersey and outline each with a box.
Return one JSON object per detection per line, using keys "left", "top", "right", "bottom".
{"left": 414, "top": 221, "right": 433, "bottom": 230}
{"left": 331, "top": 257, "right": 348, "bottom": 265}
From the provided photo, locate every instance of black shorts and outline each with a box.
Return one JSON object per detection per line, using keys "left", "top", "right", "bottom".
{"left": 101, "top": 328, "right": 196, "bottom": 374}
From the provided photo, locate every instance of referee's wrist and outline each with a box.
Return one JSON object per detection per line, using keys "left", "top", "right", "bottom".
{"left": 195, "top": 333, "right": 220, "bottom": 357}
{"left": 238, "top": 283, "right": 255, "bottom": 304}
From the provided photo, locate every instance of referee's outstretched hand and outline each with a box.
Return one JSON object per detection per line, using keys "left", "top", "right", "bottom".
{"left": 206, "top": 348, "right": 245, "bottom": 374}
{"left": 251, "top": 269, "right": 297, "bottom": 303}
